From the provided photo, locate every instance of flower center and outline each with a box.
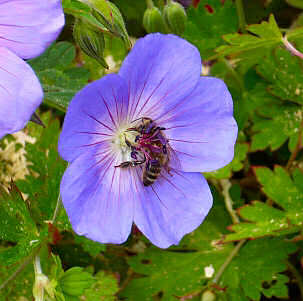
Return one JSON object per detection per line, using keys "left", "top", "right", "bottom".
{"left": 112, "top": 117, "right": 170, "bottom": 186}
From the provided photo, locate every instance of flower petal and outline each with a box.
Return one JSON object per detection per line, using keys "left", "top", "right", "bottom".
{"left": 134, "top": 171, "right": 212, "bottom": 248}
{"left": 160, "top": 77, "right": 238, "bottom": 172}
{"left": 119, "top": 33, "right": 201, "bottom": 121}
{"left": 58, "top": 74, "right": 130, "bottom": 162}
{"left": 60, "top": 151, "right": 134, "bottom": 244}
{"left": 0, "top": 0, "right": 64, "bottom": 59}
{"left": 0, "top": 47, "right": 42, "bottom": 139}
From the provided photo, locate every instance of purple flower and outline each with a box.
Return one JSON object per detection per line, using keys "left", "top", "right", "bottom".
{"left": 58, "top": 34, "right": 237, "bottom": 248}
{"left": 0, "top": 0, "right": 64, "bottom": 139}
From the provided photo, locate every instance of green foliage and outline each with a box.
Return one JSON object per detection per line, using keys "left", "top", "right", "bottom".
{"left": 0, "top": 183, "right": 43, "bottom": 266}
{"left": 257, "top": 47, "right": 303, "bottom": 105}
{"left": 216, "top": 15, "right": 282, "bottom": 71}
{"left": 16, "top": 112, "right": 67, "bottom": 227}
{"left": 220, "top": 238, "right": 296, "bottom": 300}
{"left": 83, "top": 271, "right": 119, "bottom": 301}
{"left": 74, "top": 235, "right": 106, "bottom": 257}
{"left": 184, "top": 0, "right": 238, "bottom": 59}
{"left": 29, "top": 42, "right": 90, "bottom": 112}
{"left": 226, "top": 167, "right": 303, "bottom": 241}
{"left": 249, "top": 83, "right": 303, "bottom": 151}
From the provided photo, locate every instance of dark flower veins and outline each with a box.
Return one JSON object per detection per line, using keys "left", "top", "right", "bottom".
{"left": 58, "top": 34, "right": 238, "bottom": 248}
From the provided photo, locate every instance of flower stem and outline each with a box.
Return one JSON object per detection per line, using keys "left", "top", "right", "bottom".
{"left": 283, "top": 36, "right": 303, "bottom": 60}
{"left": 235, "top": 0, "right": 246, "bottom": 33}
{"left": 51, "top": 193, "right": 62, "bottom": 224}
{"left": 220, "top": 179, "right": 240, "bottom": 224}
{"left": 286, "top": 118, "right": 303, "bottom": 170}
{"left": 212, "top": 239, "right": 246, "bottom": 284}
{"left": 287, "top": 261, "right": 303, "bottom": 300}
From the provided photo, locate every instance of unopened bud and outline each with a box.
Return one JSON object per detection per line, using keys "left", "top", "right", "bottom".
{"left": 143, "top": 6, "right": 168, "bottom": 33}
{"left": 88, "top": 0, "right": 131, "bottom": 48}
{"left": 73, "top": 19, "right": 108, "bottom": 68}
{"left": 59, "top": 267, "right": 94, "bottom": 297}
{"left": 163, "top": 0, "right": 187, "bottom": 36}
{"left": 201, "top": 290, "right": 216, "bottom": 301}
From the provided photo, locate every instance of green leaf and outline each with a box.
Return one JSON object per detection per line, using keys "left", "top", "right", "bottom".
{"left": 249, "top": 84, "right": 303, "bottom": 152}
{"left": 183, "top": 0, "right": 238, "bottom": 59}
{"left": 0, "top": 260, "right": 35, "bottom": 301}
{"left": 121, "top": 200, "right": 233, "bottom": 300}
{"left": 83, "top": 271, "right": 119, "bottom": 301}
{"left": 205, "top": 143, "right": 249, "bottom": 179}
{"left": 0, "top": 183, "right": 45, "bottom": 265}
{"left": 29, "top": 42, "right": 90, "bottom": 112}
{"left": 257, "top": 47, "right": 303, "bottom": 105}
{"left": 225, "top": 167, "right": 303, "bottom": 241}
{"left": 16, "top": 112, "right": 68, "bottom": 228}
{"left": 221, "top": 238, "right": 296, "bottom": 300}
{"left": 216, "top": 15, "right": 282, "bottom": 71}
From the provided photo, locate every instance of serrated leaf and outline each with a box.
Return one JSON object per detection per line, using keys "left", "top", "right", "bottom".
{"left": 205, "top": 143, "right": 248, "bottom": 179}
{"left": 0, "top": 183, "right": 46, "bottom": 265}
{"left": 16, "top": 112, "right": 68, "bottom": 229}
{"left": 29, "top": 42, "right": 90, "bottom": 111}
{"left": 249, "top": 84, "right": 303, "bottom": 152}
{"left": 183, "top": 0, "right": 238, "bottom": 59}
{"left": 216, "top": 15, "right": 282, "bottom": 71}
{"left": 221, "top": 238, "right": 296, "bottom": 300}
{"left": 257, "top": 47, "right": 303, "bottom": 105}
{"left": 225, "top": 167, "right": 303, "bottom": 241}
{"left": 121, "top": 201, "right": 233, "bottom": 301}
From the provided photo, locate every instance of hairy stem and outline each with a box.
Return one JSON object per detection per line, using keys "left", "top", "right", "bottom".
{"left": 286, "top": 118, "right": 303, "bottom": 170}
{"left": 283, "top": 36, "right": 303, "bottom": 60}
{"left": 220, "top": 179, "right": 240, "bottom": 224}
{"left": 212, "top": 240, "right": 246, "bottom": 284}
{"left": 51, "top": 193, "right": 63, "bottom": 223}
{"left": 235, "top": 0, "right": 246, "bottom": 33}
{"left": 287, "top": 261, "right": 303, "bottom": 300}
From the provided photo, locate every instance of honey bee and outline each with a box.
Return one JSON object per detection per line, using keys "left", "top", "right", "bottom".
{"left": 115, "top": 117, "right": 171, "bottom": 186}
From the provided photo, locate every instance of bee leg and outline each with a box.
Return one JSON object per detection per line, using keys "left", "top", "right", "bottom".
{"left": 115, "top": 161, "right": 133, "bottom": 168}
{"left": 162, "top": 145, "right": 167, "bottom": 154}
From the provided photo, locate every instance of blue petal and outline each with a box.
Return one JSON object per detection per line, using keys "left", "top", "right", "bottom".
{"left": 159, "top": 77, "right": 238, "bottom": 172}
{"left": 0, "top": 0, "right": 64, "bottom": 59}
{"left": 134, "top": 171, "right": 213, "bottom": 248}
{"left": 60, "top": 151, "right": 134, "bottom": 244}
{"left": 0, "top": 47, "right": 42, "bottom": 138}
{"left": 58, "top": 74, "right": 129, "bottom": 162}
{"left": 119, "top": 33, "right": 201, "bottom": 121}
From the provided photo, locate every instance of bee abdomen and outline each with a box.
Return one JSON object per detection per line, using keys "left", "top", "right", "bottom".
{"left": 143, "top": 167, "right": 161, "bottom": 186}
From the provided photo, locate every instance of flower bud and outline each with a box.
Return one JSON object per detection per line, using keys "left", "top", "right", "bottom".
{"left": 73, "top": 19, "right": 108, "bottom": 68}
{"left": 201, "top": 290, "right": 216, "bottom": 301}
{"left": 59, "top": 267, "right": 94, "bottom": 296}
{"left": 88, "top": 0, "right": 131, "bottom": 48}
{"left": 143, "top": 6, "right": 168, "bottom": 33}
{"left": 163, "top": 0, "right": 187, "bottom": 36}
